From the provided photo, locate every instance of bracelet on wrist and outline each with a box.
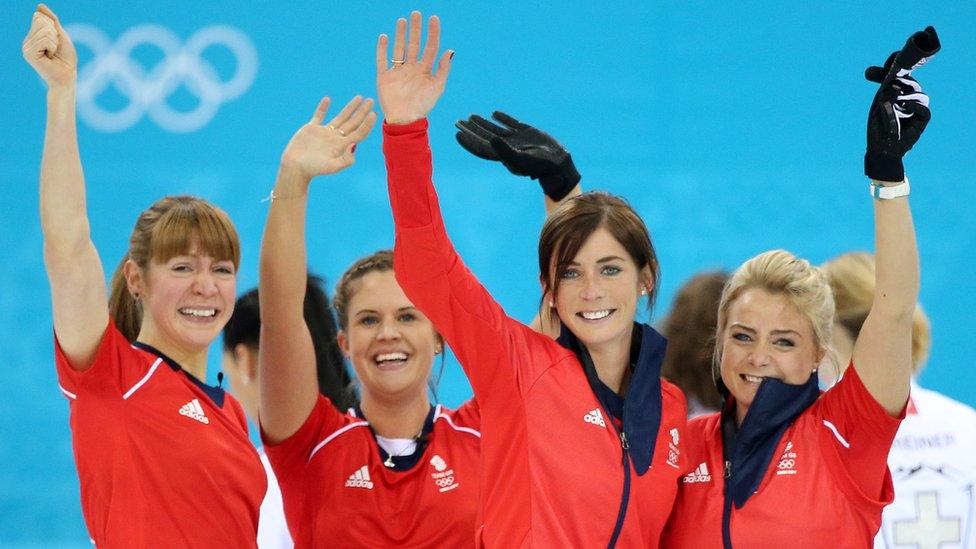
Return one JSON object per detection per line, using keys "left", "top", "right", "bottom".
{"left": 262, "top": 188, "right": 307, "bottom": 203}
{"left": 869, "top": 176, "right": 910, "bottom": 200}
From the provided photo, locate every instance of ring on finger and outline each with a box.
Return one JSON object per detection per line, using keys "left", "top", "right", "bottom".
{"left": 392, "top": 58, "right": 406, "bottom": 65}
{"left": 337, "top": 128, "right": 347, "bottom": 136}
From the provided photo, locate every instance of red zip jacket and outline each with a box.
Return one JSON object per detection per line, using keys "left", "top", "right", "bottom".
{"left": 384, "top": 119, "right": 688, "bottom": 547}
{"left": 663, "top": 367, "right": 902, "bottom": 548}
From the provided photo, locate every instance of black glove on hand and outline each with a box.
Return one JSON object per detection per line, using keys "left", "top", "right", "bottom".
{"left": 455, "top": 111, "right": 581, "bottom": 201}
{"left": 864, "top": 26, "right": 941, "bottom": 182}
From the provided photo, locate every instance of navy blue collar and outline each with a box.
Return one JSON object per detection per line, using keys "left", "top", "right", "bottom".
{"left": 354, "top": 405, "right": 436, "bottom": 472}
{"left": 131, "top": 341, "right": 226, "bottom": 407}
{"left": 722, "top": 373, "right": 819, "bottom": 508}
{"left": 557, "top": 322, "right": 667, "bottom": 475}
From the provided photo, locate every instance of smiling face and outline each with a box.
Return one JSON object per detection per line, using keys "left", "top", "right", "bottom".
{"left": 549, "top": 227, "right": 649, "bottom": 354}
{"left": 338, "top": 270, "right": 440, "bottom": 403}
{"left": 719, "top": 288, "right": 823, "bottom": 424}
{"left": 128, "top": 249, "right": 237, "bottom": 355}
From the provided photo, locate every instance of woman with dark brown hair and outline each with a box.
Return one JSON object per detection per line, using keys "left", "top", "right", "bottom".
{"left": 660, "top": 271, "right": 729, "bottom": 418}
{"left": 24, "top": 5, "right": 265, "bottom": 546}
{"left": 376, "top": 12, "right": 688, "bottom": 547}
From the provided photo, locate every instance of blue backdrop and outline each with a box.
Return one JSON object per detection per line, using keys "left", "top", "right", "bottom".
{"left": 1, "top": 1, "right": 973, "bottom": 544}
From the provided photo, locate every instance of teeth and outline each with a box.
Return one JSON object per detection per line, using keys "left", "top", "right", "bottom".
{"left": 180, "top": 308, "right": 216, "bottom": 317}
{"left": 580, "top": 310, "right": 612, "bottom": 320}
{"left": 375, "top": 352, "right": 408, "bottom": 363}
{"left": 744, "top": 374, "right": 764, "bottom": 383}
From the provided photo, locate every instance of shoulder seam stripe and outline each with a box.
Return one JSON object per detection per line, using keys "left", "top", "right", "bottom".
{"left": 122, "top": 357, "right": 163, "bottom": 400}
{"left": 822, "top": 419, "right": 851, "bottom": 448}
{"left": 59, "top": 384, "right": 77, "bottom": 400}
{"left": 308, "top": 420, "right": 370, "bottom": 463}
{"left": 435, "top": 411, "right": 481, "bottom": 438}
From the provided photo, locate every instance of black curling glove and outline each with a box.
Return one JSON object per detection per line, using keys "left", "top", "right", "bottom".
{"left": 455, "top": 111, "right": 581, "bottom": 201}
{"left": 864, "top": 26, "right": 940, "bottom": 182}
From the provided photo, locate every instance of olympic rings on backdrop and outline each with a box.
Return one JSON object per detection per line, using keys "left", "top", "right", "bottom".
{"left": 65, "top": 23, "right": 258, "bottom": 133}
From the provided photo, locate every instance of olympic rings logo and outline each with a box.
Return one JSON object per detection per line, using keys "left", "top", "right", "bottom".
{"left": 65, "top": 23, "right": 257, "bottom": 133}
{"left": 435, "top": 477, "right": 455, "bottom": 488}
{"left": 777, "top": 459, "right": 795, "bottom": 470}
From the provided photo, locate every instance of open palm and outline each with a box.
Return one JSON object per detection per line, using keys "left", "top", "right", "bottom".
{"left": 281, "top": 96, "right": 377, "bottom": 180}
{"left": 376, "top": 12, "right": 453, "bottom": 125}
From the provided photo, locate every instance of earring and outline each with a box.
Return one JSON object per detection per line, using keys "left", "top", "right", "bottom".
{"left": 435, "top": 346, "right": 443, "bottom": 355}
{"left": 640, "top": 287, "right": 647, "bottom": 296}
{"left": 548, "top": 300, "right": 554, "bottom": 308}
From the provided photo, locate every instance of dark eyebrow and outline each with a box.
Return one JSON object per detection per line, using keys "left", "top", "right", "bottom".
{"left": 565, "top": 256, "right": 627, "bottom": 266}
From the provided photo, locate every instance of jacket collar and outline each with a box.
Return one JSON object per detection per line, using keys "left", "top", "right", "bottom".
{"left": 557, "top": 322, "right": 667, "bottom": 475}
{"left": 722, "top": 372, "right": 819, "bottom": 508}
{"left": 131, "top": 340, "right": 226, "bottom": 407}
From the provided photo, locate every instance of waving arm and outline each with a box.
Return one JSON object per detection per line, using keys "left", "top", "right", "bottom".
{"left": 259, "top": 96, "right": 376, "bottom": 443}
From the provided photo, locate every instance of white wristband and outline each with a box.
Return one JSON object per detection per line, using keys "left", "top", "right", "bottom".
{"left": 870, "top": 176, "right": 910, "bottom": 200}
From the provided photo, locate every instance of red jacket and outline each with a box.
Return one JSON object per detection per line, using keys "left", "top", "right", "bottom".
{"left": 384, "top": 119, "right": 688, "bottom": 547}
{"left": 663, "top": 367, "right": 901, "bottom": 548}
{"left": 264, "top": 396, "right": 481, "bottom": 548}
{"left": 55, "top": 321, "right": 266, "bottom": 547}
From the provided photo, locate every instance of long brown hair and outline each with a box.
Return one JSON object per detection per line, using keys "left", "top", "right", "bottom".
{"left": 108, "top": 196, "right": 240, "bottom": 341}
{"left": 538, "top": 191, "right": 660, "bottom": 315}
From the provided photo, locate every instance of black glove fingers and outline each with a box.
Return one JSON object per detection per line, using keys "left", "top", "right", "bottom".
{"left": 865, "top": 65, "right": 887, "bottom": 84}
{"left": 455, "top": 130, "right": 499, "bottom": 161}
{"left": 492, "top": 111, "right": 529, "bottom": 131}
{"left": 458, "top": 118, "right": 501, "bottom": 142}
{"left": 470, "top": 115, "right": 513, "bottom": 138}
{"left": 455, "top": 121, "right": 500, "bottom": 161}
{"left": 489, "top": 137, "right": 533, "bottom": 177}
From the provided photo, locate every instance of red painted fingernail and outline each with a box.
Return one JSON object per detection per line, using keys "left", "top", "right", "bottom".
{"left": 351, "top": 144, "right": 357, "bottom": 154}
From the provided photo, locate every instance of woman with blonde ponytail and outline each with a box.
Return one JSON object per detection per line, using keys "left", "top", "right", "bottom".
{"left": 24, "top": 5, "right": 264, "bottom": 547}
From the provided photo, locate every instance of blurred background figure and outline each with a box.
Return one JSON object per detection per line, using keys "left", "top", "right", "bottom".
{"left": 660, "top": 271, "right": 728, "bottom": 418}
{"left": 823, "top": 251, "right": 976, "bottom": 548}
{"left": 222, "top": 274, "right": 357, "bottom": 549}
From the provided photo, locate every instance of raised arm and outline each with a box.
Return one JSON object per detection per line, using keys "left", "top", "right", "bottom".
{"left": 24, "top": 5, "right": 108, "bottom": 370}
{"left": 378, "top": 13, "right": 568, "bottom": 399}
{"left": 259, "top": 96, "right": 375, "bottom": 443}
{"left": 852, "top": 27, "right": 939, "bottom": 415}
{"left": 455, "top": 109, "right": 583, "bottom": 335}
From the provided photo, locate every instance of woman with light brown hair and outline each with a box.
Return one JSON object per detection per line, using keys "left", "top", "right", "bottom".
{"left": 24, "top": 5, "right": 265, "bottom": 546}
{"left": 256, "top": 92, "right": 484, "bottom": 546}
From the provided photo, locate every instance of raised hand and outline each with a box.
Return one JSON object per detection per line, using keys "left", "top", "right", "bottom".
{"left": 456, "top": 111, "right": 581, "bottom": 201}
{"left": 864, "top": 26, "right": 940, "bottom": 183}
{"left": 280, "top": 96, "right": 377, "bottom": 181}
{"left": 22, "top": 4, "right": 77, "bottom": 88}
{"left": 376, "top": 11, "right": 453, "bottom": 125}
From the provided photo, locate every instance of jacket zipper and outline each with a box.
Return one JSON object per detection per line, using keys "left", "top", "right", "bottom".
{"left": 722, "top": 459, "right": 733, "bottom": 549}
{"left": 606, "top": 429, "right": 631, "bottom": 549}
